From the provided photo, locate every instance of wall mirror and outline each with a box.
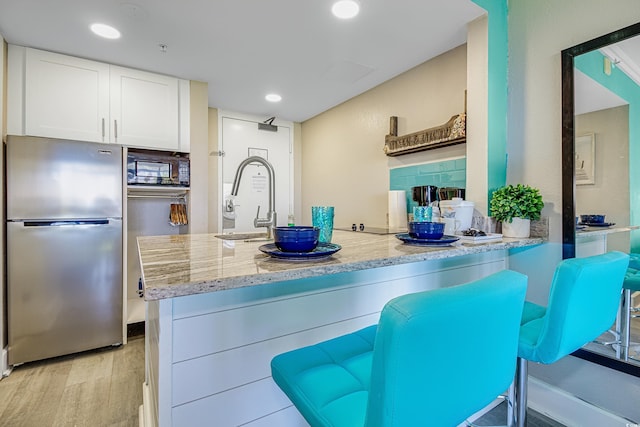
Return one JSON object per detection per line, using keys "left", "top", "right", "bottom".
{"left": 562, "top": 22, "right": 640, "bottom": 376}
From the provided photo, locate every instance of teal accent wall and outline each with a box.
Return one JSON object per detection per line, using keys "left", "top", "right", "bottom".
{"left": 389, "top": 158, "right": 467, "bottom": 210}
{"left": 387, "top": 1, "right": 507, "bottom": 217}
{"left": 471, "top": 0, "right": 509, "bottom": 206}
{"left": 575, "top": 51, "right": 640, "bottom": 252}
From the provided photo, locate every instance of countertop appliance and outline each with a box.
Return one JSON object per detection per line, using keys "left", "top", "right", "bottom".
{"left": 412, "top": 185, "right": 438, "bottom": 206}
{"left": 438, "top": 187, "right": 466, "bottom": 200}
{"left": 127, "top": 148, "right": 190, "bottom": 187}
{"left": 6, "top": 135, "right": 123, "bottom": 365}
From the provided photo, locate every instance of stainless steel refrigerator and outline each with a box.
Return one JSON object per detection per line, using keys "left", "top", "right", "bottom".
{"left": 6, "top": 135, "right": 123, "bottom": 365}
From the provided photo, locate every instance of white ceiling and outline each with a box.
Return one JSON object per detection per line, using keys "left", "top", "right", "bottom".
{"left": 574, "top": 69, "right": 626, "bottom": 116}
{"left": 0, "top": 0, "right": 485, "bottom": 123}
{"left": 575, "top": 34, "right": 640, "bottom": 115}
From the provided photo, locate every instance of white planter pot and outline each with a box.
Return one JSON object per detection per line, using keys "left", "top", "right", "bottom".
{"left": 502, "top": 217, "right": 531, "bottom": 238}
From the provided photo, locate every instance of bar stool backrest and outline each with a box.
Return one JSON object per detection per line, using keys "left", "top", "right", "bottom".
{"left": 365, "top": 270, "right": 528, "bottom": 427}
{"left": 520, "top": 251, "right": 629, "bottom": 365}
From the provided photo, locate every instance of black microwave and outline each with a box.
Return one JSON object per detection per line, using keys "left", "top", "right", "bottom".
{"left": 127, "top": 148, "right": 190, "bottom": 187}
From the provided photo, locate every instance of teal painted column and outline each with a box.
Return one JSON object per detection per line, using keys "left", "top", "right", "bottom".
{"left": 471, "top": 0, "right": 509, "bottom": 208}
{"left": 575, "top": 51, "right": 640, "bottom": 252}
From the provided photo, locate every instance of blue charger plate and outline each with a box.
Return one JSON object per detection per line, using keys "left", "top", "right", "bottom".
{"left": 259, "top": 242, "right": 342, "bottom": 260}
{"left": 578, "top": 222, "right": 615, "bottom": 228}
{"left": 395, "top": 233, "right": 459, "bottom": 246}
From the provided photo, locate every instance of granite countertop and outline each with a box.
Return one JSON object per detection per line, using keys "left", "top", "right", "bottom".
{"left": 575, "top": 225, "right": 639, "bottom": 238}
{"left": 137, "top": 230, "right": 544, "bottom": 300}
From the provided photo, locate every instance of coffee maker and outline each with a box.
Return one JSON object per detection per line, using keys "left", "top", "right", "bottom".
{"left": 438, "top": 187, "right": 466, "bottom": 201}
{"left": 412, "top": 185, "right": 438, "bottom": 206}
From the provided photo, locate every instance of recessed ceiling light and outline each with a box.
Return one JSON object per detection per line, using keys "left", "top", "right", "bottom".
{"left": 265, "top": 94, "right": 282, "bottom": 103}
{"left": 90, "top": 23, "right": 121, "bottom": 39}
{"left": 332, "top": 0, "right": 360, "bottom": 19}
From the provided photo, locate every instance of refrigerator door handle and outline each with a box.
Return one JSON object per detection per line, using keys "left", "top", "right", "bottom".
{"left": 23, "top": 219, "right": 110, "bottom": 227}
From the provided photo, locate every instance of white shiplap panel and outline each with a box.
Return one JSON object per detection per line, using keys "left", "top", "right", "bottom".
{"left": 244, "top": 406, "right": 309, "bottom": 427}
{"left": 172, "top": 378, "right": 291, "bottom": 427}
{"left": 170, "top": 252, "right": 505, "bottom": 320}
{"left": 170, "top": 257, "right": 507, "bottom": 408}
{"left": 172, "top": 313, "right": 380, "bottom": 405}
{"left": 171, "top": 260, "right": 497, "bottom": 362}
{"left": 166, "top": 252, "right": 507, "bottom": 425}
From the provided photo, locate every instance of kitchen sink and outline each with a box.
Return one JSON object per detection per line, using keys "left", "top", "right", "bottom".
{"left": 214, "top": 232, "right": 269, "bottom": 241}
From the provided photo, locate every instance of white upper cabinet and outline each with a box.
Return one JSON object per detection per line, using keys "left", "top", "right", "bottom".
{"left": 23, "top": 47, "right": 110, "bottom": 143}
{"left": 8, "top": 46, "right": 190, "bottom": 152}
{"left": 110, "top": 66, "right": 179, "bottom": 149}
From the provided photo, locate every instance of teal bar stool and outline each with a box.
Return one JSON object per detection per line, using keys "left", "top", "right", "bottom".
{"left": 511, "top": 251, "right": 630, "bottom": 427}
{"left": 620, "top": 264, "right": 640, "bottom": 361}
{"left": 271, "top": 270, "right": 528, "bottom": 427}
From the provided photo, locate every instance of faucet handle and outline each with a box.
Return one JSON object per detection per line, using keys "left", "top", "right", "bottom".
{"left": 255, "top": 205, "right": 262, "bottom": 219}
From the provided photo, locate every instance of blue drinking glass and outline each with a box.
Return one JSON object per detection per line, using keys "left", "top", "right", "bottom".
{"left": 311, "top": 206, "right": 334, "bottom": 243}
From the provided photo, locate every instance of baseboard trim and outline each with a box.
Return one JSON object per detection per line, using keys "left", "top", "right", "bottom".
{"left": 141, "top": 382, "right": 155, "bottom": 427}
{"left": 1, "top": 347, "right": 11, "bottom": 378}
{"left": 528, "top": 377, "right": 637, "bottom": 426}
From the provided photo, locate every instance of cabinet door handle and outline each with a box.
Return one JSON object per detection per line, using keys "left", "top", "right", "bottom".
{"left": 102, "top": 118, "right": 105, "bottom": 139}
{"left": 114, "top": 120, "right": 118, "bottom": 141}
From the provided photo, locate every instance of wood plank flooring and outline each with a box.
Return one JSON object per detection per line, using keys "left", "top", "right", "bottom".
{"left": 0, "top": 334, "right": 564, "bottom": 427}
{"left": 0, "top": 335, "right": 144, "bottom": 427}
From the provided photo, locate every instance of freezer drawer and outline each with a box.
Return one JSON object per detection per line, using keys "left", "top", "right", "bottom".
{"left": 7, "top": 219, "right": 123, "bottom": 365}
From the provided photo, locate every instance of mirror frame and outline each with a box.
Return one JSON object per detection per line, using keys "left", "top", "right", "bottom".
{"left": 562, "top": 21, "right": 640, "bottom": 377}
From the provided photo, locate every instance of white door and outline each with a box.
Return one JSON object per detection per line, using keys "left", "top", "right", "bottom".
{"left": 220, "top": 114, "right": 292, "bottom": 233}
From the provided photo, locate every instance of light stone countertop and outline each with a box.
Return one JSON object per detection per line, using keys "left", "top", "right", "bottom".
{"left": 137, "top": 230, "right": 544, "bottom": 301}
{"left": 575, "top": 225, "right": 639, "bottom": 238}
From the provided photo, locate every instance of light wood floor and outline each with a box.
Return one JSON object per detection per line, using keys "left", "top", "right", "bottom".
{"left": 0, "top": 335, "right": 144, "bottom": 427}
{"left": 0, "top": 334, "right": 564, "bottom": 427}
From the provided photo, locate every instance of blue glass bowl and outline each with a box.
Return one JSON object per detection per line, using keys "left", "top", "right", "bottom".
{"left": 580, "top": 214, "right": 605, "bottom": 224}
{"left": 273, "top": 226, "right": 320, "bottom": 252}
{"left": 408, "top": 221, "right": 445, "bottom": 239}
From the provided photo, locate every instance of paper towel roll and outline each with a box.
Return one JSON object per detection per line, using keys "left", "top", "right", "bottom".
{"left": 388, "top": 190, "right": 408, "bottom": 230}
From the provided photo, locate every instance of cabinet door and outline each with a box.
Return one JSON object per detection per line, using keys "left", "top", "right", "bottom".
{"left": 25, "top": 48, "right": 110, "bottom": 142}
{"left": 110, "top": 66, "right": 179, "bottom": 150}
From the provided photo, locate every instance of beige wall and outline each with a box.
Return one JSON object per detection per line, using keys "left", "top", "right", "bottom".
{"left": 208, "top": 107, "right": 219, "bottom": 232}
{"left": 508, "top": 0, "right": 640, "bottom": 420}
{"left": 293, "top": 122, "right": 302, "bottom": 223}
{"left": 576, "top": 105, "right": 629, "bottom": 252}
{"left": 1, "top": 36, "right": 5, "bottom": 372}
{"left": 300, "top": 44, "right": 468, "bottom": 228}
{"left": 188, "top": 81, "right": 209, "bottom": 234}
{"left": 508, "top": 0, "right": 640, "bottom": 247}
{"left": 466, "top": 15, "right": 490, "bottom": 214}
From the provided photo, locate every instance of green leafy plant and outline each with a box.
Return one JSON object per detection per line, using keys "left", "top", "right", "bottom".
{"left": 490, "top": 184, "right": 544, "bottom": 223}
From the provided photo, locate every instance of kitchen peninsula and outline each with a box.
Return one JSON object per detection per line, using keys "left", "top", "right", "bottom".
{"left": 138, "top": 230, "right": 543, "bottom": 427}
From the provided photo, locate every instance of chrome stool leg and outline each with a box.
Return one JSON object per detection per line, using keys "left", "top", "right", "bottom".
{"left": 514, "top": 358, "right": 528, "bottom": 427}
{"left": 507, "top": 380, "right": 517, "bottom": 427}
{"left": 621, "top": 288, "right": 632, "bottom": 361}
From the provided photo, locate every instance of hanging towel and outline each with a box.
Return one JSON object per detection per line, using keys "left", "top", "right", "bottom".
{"left": 169, "top": 203, "right": 188, "bottom": 226}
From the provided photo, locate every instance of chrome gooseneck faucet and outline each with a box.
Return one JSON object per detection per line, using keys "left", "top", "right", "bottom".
{"left": 231, "top": 156, "right": 277, "bottom": 239}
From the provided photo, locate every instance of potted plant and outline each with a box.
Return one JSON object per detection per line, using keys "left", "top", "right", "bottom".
{"left": 490, "top": 184, "right": 544, "bottom": 238}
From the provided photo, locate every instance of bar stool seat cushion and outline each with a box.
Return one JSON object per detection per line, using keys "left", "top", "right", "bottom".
{"left": 628, "top": 253, "right": 640, "bottom": 270}
{"left": 624, "top": 267, "right": 640, "bottom": 292}
{"left": 521, "top": 301, "right": 546, "bottom": 325}
{"left": 271, "top": 325, "right": 376, "bottom": 427}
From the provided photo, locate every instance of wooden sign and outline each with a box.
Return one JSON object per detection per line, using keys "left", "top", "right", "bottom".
{"left": 383, "top": 113, "right": 466, "bottom": 156}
